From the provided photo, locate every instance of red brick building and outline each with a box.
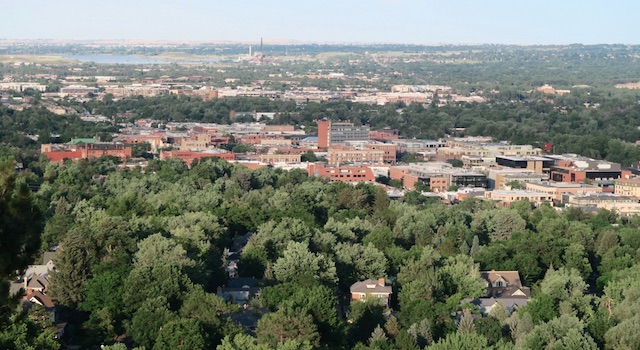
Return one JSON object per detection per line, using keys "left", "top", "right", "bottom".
{"left": 316, "top": 119, "right": 369, "bottom": 149}
{"left": 317, "top": 119, "right": 330, "bottom": 148}
{"left": 366, "top": 144, "right": 397, "bottom": 163}
{"left": 369, "top": 129, "right": 399, "bottom": 142}
{"left": 308, "top": 163, "right": 376, "bottom": 183}
{"left": 42, "top": 142, "right": 132, "bottom": 164}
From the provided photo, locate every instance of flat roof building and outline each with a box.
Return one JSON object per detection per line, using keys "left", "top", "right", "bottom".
{"left": 317, "top": 119, "right": 369, "bottom": 148}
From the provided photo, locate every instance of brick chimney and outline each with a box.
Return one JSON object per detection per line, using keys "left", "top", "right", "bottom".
{"left": 378, "top": 278, "right": 385, "bottom": 286}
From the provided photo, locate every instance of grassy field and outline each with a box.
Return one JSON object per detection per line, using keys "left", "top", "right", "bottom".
{"left": 0, "top": 55, "right": 79, "bottom": 64}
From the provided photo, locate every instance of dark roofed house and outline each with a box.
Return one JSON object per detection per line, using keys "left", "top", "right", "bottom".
{"left": 350, "top": 278, "right": 392, "bottom": 306}
{"left": 217, "top": 277, "right": 262, "bottom": 305}
{"left": 467, "top": 297, "right": 530, "bottom": 315}
{"left": 28, "top": 290, "right": 55, "bottom": 309}
{"left": 42, "top": 251, "right": 58, "bottom": 266}
{"left": 480, "top": 270, "right": 530, "bottom": 298}
{"left": 464, "top": 270, "right": 531, "bottom": 317}
{"left": 25, "top": 274, "right": 50, "bottom": 293}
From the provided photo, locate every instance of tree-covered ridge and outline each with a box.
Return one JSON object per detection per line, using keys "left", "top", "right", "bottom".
{"left": 2, "top": 156, "right": 640, "bottom": 349}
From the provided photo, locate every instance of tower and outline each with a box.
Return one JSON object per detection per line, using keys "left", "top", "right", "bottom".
{"left": 249, "top": 45, "right": 252, "bottom": 57}
{"left": 259, "top": 37, "right": 265, "bottom": 63}
{"left": 317, "top": 119, "right": 330, "bottom": 149}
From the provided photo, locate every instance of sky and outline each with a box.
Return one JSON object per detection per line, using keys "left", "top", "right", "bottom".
{"left": 1, "top": 0, "right": 639, "bottom": 44}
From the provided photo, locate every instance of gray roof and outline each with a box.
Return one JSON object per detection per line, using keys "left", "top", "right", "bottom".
{"left": 350, "top": 279, "right": 392, "bottom": 294}
{"left": 227, "top": 277, "right": 260, "bottom": 289}
{"left": 467, "top": 297, "right": 530, "bottom": 311}
{"left": 26, "top": 274, "right": 49, "bottom": 289}
{"left": 42, "top": 251, "right": 57, "bottom": 265}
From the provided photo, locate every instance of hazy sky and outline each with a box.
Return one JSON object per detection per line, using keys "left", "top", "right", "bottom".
{"left": 2, "top": 0, "right": 638, "bottom": 44}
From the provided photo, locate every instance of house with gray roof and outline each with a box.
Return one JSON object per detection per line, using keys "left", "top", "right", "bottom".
{"left": 464, "top": 270, "right": 531, "bottom": 316}
{"left": 350, "top": 278, "right": 392, "bottom": 306}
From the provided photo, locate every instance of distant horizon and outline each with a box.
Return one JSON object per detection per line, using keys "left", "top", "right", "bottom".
{"left": 1, "top": 38, "right": 638, "bottom": 47}
{"left": 2, "top": 0, "right": 639, "bottom": 45}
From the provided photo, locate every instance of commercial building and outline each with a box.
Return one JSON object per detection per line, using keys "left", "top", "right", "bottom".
{"left": 366, "top": 143, "right": 397, "bottom": 163}
{"left": 308, "top": 163, "right": 376, "bottom": 183}
{"left": 566, "top": 193, "right": 640, "bottom": 216}
{"left": 389, "top": 162, "right": 487, "bottom": 191}
{"left": 327, "top": 147, "right": 385, "bottom": 166}
{"left": 59, "top": 85, "right": 99, "bottom": 97}
{"left": 548, "top": 155, "right": 630, "bottom": 190}
{"left": 525, "top": 182, "right": 603, "bottom": 203}
{"left": 104, "top": 84, "right": 170, "bottom": 98}
{"left": 437, "top": 144, "right": 543, "bottom": 159}
{"left": 390, "top": 139, "right": 446, "bottom": 153}
{"left": 0, "top": 82, "right": 47, "bottom": 92}
{"left": 257, "top": 153, "right": 301, "bottom": 164}
{"left": 42, "top": 141, "right": 132, "bottom": 164}
{"left": 486, "top": 169, "right": 547, "bottom": 190}
{"left": 484, "top": 190, "right": 554, "bottom": 207}
{"left": 369, "top": 129, "right": 399, "bottom": 142}
{"left": 495, "top": 156, "right": 555, "bottom": 174}
{"left": 614, "top": 178, "right": 640, "bottom": 198}
{"left": 317, "top": 120, "right": 369, "bottom": 148}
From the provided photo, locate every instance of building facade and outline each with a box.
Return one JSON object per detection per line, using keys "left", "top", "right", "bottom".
{"left": 317, "top": 120, "right": 370, "bottom": 148}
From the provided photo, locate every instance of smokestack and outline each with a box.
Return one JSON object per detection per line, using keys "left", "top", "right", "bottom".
{"left": 249, "top": 45, "right": 252, "bottom": 57}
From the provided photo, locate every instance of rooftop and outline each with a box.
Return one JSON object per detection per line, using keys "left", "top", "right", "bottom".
{"left": 350, "top": 279, "right": 392, "bottom": 294}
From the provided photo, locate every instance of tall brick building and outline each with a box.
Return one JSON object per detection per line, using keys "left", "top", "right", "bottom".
{"left": 317, "top": 119, "right": 369, "bottom": 148}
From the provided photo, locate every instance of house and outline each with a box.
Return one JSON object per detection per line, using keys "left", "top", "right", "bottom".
{"left": 42, "top": 251, "right": 58, "bottom": 267}
{"left": 350, "top": 278, "right": 392, "bottom": 306}
{"left": 225, "top": 232, "right": 254, "bottom": 278}
{"left": 464, "top": 270, "right": 531, "bottom": 316}
{"left": 480, "top": 270, "right": 530, "bottom": 298}
{"left": 467, "top": 297, "right": 530, "bottom": 315}
{"left": 25, "top": 274, "right": 50, "bottom": 293}
{"left": 27, "top": 290, "right": 55, "bottom": 309}
{"left": 217, "top": 277, "right": 262, "bottom": 305}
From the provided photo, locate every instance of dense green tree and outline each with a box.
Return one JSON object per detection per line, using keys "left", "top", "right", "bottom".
{"left": 395, "top": 331, "right": 420, "bottom": 350}
{"left": 217, "top": 333, "right": 313, "bottom": 350}
{"left": 334, "top": 242, "right": 387, "bottom": 291}
{"left": 519, "top": 314, "right": 597, "bottom": 350}
{"left": 475, "top": 317, "right": 505, "bottom": 346}
{"left": 126, "top": 296, "right": 176, "bottom": 349}
{"left": 123, "top": 264, "right": 193, "bottom": 313}
{"left": 427, "top": 332, "right": 489, "bottom": 350}
{"left": 272, "top": 241, "right": 337, "bottom": 286}
{"left": 604, "top": 314, "right": 640, "bottom": 350}
{"left": 349, "top": 299, "right": 387, "bottom": 345}
{"left": 0, "top": 159, "right": 43, "bottom": 315}
{"left": 407, "top": 318, "right": 434, "bottom": 348}
{"left": 256, "top": 308, "right": 320, "bottom": 348}
{"left": 153, "top": 318, "right": 207, "bottom": 350}
{"left": 280, "top": 283, "right": 343, "bottom": 345}
{"left": 0, "top": 311, "right": 60, "bottom": 350}
{"left": 49, "top": 228, "right": 98, "bottom": 308}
